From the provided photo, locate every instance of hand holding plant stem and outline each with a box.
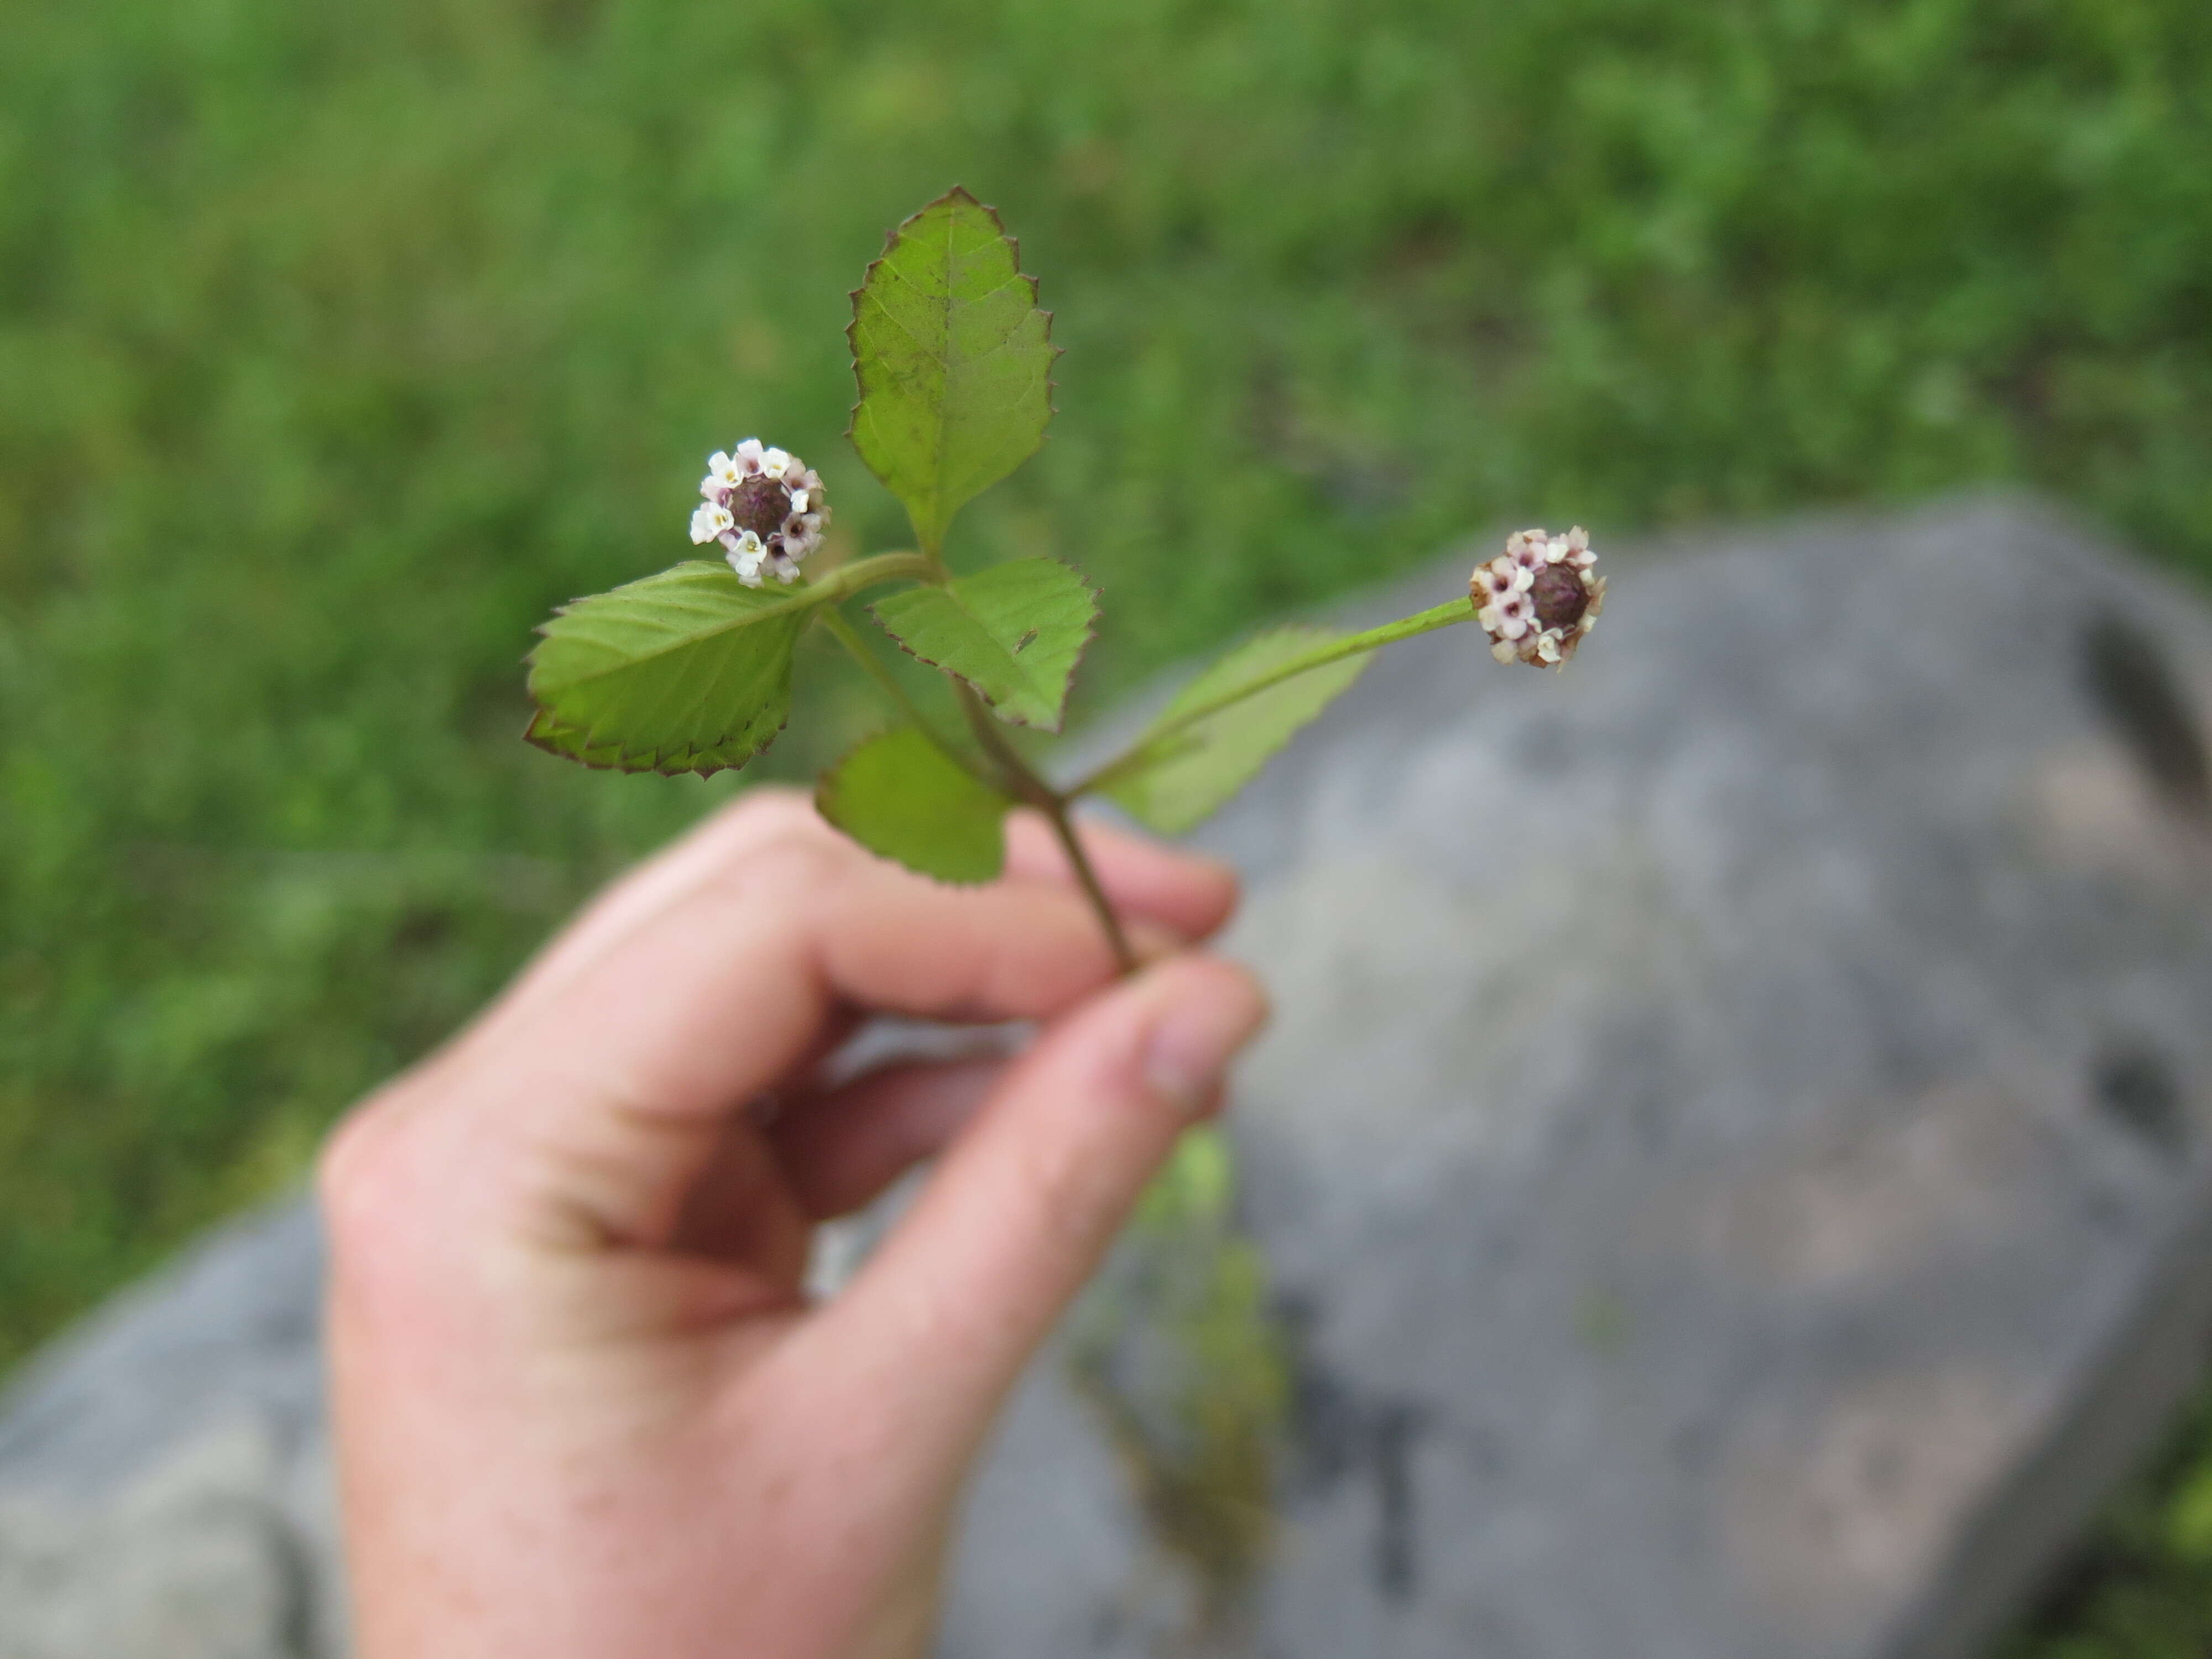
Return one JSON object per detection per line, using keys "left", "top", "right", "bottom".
{"left": 524, "top": 189, "right": 1605, "bottom": 968}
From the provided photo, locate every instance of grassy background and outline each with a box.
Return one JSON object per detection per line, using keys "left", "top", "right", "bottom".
{"left": 3, "top": 0, "right": 2210, "bottom": 1645}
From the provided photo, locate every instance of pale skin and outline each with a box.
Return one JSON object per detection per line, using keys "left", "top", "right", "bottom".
{"left": 320, "top": 788, "right": 1266, "bottom": 1658}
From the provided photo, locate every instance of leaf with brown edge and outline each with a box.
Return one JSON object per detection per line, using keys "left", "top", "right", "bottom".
{"left": 847, "top": 188, "right": 1058, "bottom": 552}
{"left": 524, "top": 561, "right": 808, "bottom": 776}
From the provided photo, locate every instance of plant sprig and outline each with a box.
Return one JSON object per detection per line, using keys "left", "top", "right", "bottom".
{"left": 525, "top": 189, "right": 1604, "bottom": 971}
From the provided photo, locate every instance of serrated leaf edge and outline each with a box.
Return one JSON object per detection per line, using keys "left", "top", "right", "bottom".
{"left": 520, "top": 561, "right": 812, "bottom": 774}
{"left": 843, "top": 186, "right": 1065, "bottom": 531}
{"left": 523, "top": 704, "right": 791, "bottom": 779}
{"left": 867, "top": 556, "right": 1099, "bottom": 733}
{"left": 523, "top": 562, "right": 817, "bottom": 691}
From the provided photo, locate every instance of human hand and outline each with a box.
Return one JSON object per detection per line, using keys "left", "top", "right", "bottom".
{"left": 320, "top": 789, "right": 1264, "bottom": 1658}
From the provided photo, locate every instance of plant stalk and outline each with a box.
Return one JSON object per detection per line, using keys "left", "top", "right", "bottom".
{"left": 815, "top": 607, "right": 980, "bottom": 778}
{"left": 1069, "top": 596, "right": 1476, "bottom": 796}
{"left": 953, "top": 682, "right": 1136, "bottom": 975}
{"left": 790, "top": 550, "right": 937, "bottom": 607}
{"left": 1041, "top": 796, "right": 1138, "bottom": 975}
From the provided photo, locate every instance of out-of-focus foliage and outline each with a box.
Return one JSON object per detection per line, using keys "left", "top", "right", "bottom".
{"left": 2, "top": 9, "right": 2209, "bottom": 1640}
{"left": 1997, "top": 1380, "right": 2212, "bottom": 1658}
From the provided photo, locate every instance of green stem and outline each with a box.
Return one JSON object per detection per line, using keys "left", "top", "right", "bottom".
{"left": 795, "top": 550, "right": 937, "bottom": 606}
{"left": 1070, "top": 596, "right": 1476, "bottom": 796}
{"left": 953, "top": 682, "right": 1137, "bottom": 975}
{"left": 953, "top": 681, "right": 1052, "bottom": 805}
{"left": 815, "top": 607, "right": 979, "bottom": 777}
{"left": 818, "top": 606, "right": 924, "bottom": 730}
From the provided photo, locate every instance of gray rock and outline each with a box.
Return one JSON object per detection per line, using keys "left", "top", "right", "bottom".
{"left": 0, "top": 1205, "right": 342, "bottom": 1658}
{"left": 5, "top": 495, "right": 2211, "bottom": 1659}
{"left": 938, "top": 495, "right": 2212, "bottom": 1659}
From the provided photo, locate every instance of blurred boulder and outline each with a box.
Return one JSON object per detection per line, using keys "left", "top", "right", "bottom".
{"left": 6, "top": 495, "right": 2212, "bottom": 1659}
{"left": 946, "top": 493, "right": 2212, "bottom": 1659}
{"left": 0, "top": 1203, "right": 341, "bottom": 1658}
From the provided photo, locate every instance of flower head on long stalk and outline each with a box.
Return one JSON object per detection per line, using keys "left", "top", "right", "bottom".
{"left": 1472, "top": 526, "right": 1605, "bottom": 667}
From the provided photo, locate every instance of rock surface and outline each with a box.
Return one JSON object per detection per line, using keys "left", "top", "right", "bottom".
{"left": 0, "top": 1203, "right": 342, "bottom": 1659}
{"left": 6, "top": 495, "right": 2212, "bottom": 1659}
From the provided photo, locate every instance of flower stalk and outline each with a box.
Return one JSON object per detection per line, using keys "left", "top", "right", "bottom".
{"left": 525, "top": 191, "right": 1605, "bottom": 964}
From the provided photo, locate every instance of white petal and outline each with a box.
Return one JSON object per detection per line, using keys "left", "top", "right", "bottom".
{"left": 1491, "top": 640, "right": 1517, "bottom": 664}
{"left": 786, "top": 488, "right": 809, "bottom": 515}
{"left": 760, "top": 447, "right": 792, "bottom": 479}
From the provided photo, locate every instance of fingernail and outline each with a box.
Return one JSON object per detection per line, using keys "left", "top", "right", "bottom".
{"left": 1142, "top": 964, "right": 1267, "bottom": 1114}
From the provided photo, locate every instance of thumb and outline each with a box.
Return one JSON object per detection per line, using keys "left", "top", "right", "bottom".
{"left": 819, "top": 953, "right": 1267, "bottom": 1448}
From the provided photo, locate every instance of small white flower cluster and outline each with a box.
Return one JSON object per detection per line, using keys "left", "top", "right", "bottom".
{"left": 688, "top": 439, "right": 831, "bottom": 587}
{"left": 1472, "top": 525, "right": 1605, "bottom": 667}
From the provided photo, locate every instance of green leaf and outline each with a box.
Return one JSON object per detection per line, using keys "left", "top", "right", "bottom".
{"left": 870, "top": 557, "right": 1097, "bottom": 731}
{"left": 815, "top": 727, "right": 1013, "bottom": 884}
{"left": 1103, "top": 628, "right": 1373, "bottom": 833}
{"left": 525, "top": 561, "right": 810, "bottom": 775}
{"left": 848, "top": 188, "right": 1057, "bottom": 550}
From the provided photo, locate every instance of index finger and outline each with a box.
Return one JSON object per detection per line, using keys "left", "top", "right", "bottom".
{"left": 447, "top": 820, "right": 1212, "bottom": 1245}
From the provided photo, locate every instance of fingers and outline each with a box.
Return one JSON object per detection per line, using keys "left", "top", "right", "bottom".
{"left": 817, "top": 954, "right": 1266, "bottom": 1454}
{"left": 486, "top": 789, "right": 823, "bottom": 1027}
{"left": 770, "top": 1058, "right": 1005, "bottom": 1220}
{"left": 483, "top": 793, "right": 1234, "bottom": 1040}
{"left": 1003, "top": 810, "right": 1239, "bottom": 942}
{"left": 461, "top": 829, "right": 1218, "bottom": 1248}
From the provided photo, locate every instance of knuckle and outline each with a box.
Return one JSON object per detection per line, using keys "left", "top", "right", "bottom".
{"left": 739, "top": 824, "right": 851, "bottom": 891}
{"left": 315, "top": 1083, "right": 426, "bottom": 1260}
{"left": 315, "top": 1109, "right": 390, "bottom": 1251}
{"left": 723, "top": 786, "right": 822, "bottom": 839}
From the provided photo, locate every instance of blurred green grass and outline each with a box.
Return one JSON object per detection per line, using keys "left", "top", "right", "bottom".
{"left": 3, "top": 0, "right": 2211, "bottom": 1644}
